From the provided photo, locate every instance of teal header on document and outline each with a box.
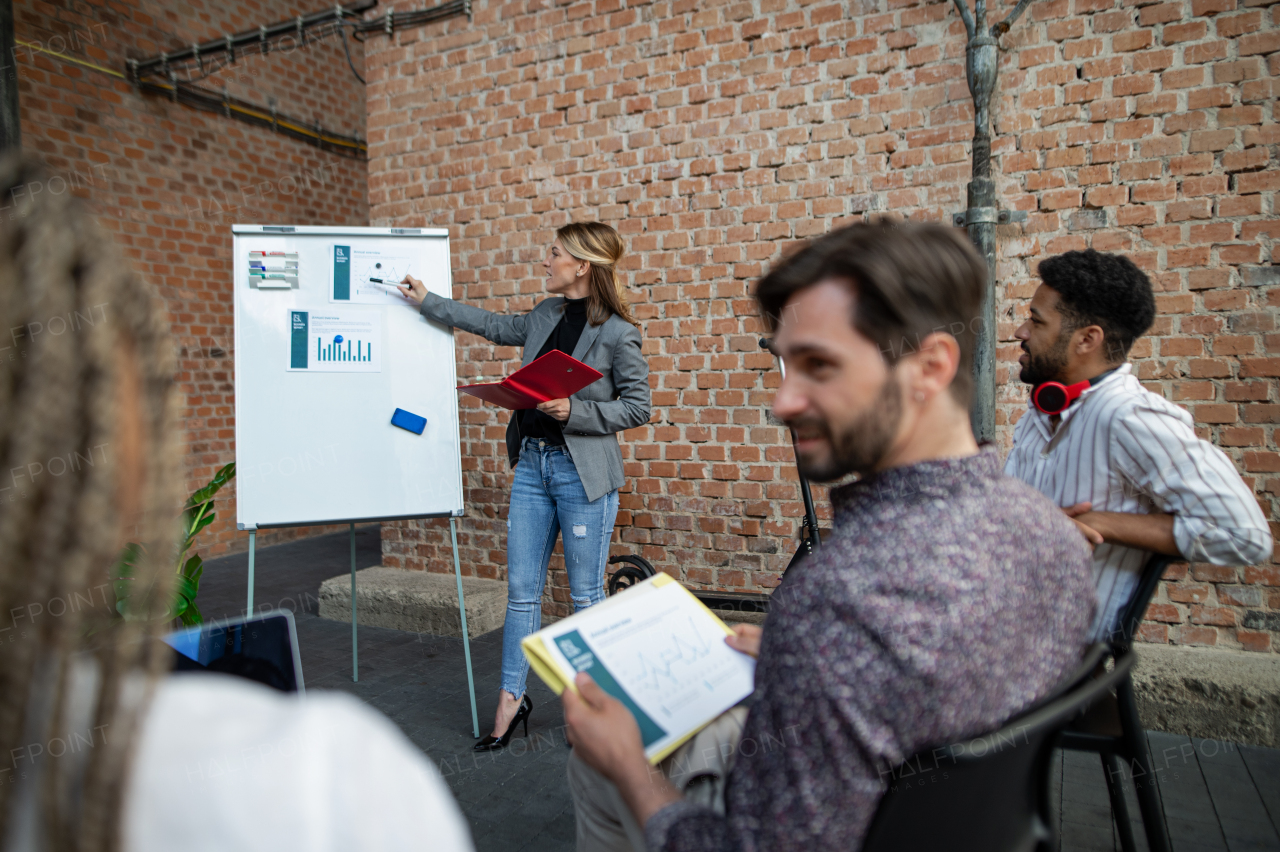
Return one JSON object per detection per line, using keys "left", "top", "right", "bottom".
{"left": 555, "top": 629, "right": 666, "bottom": 748}
{"left": 290, "top": 311, "right": 309, "bottom": 369}
{"left": 333, "top": 245, "right": 350, "bottom": 300}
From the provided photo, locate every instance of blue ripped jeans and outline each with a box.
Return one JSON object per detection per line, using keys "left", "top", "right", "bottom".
{"left": 501, "top": 438, "right": 619, "bottom": 698}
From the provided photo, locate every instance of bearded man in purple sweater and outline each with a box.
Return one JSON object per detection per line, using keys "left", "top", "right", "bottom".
{"left": 563, "top": 222, "right": 1096, "bottom": 852}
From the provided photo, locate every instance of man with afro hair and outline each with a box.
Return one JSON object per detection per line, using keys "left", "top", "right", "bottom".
{"left": 1006, "top": 249, "right": 1271, "bottom": 641}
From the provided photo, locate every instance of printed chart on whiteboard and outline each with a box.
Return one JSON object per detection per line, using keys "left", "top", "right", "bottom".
{"left": 287, "top": 309, "right": 382, "bottom": 373}
{"left": 330, "top": 244, "right": 413, "bottom": 305}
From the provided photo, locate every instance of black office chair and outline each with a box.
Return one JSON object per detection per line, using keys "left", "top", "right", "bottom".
{"left": 606, "top": 554, "right": 655, "bottom": 596}
{"left": 862, "top": 643, "right": 1134, "bottom": 852}
{"left": 1060, "top": 555, "right": 1175, "bottom": 852}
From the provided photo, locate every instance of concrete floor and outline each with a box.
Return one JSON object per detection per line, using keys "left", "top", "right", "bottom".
{"left": 196, "top": 527, "right": 1280, "bottom": 852}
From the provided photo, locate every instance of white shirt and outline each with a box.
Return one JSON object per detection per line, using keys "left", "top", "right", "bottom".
{"left": 125, "top": 674, "right": 474, "bottom": 852}
{"left": 1004, "top": 363, "right": 1272, "bottom": 639}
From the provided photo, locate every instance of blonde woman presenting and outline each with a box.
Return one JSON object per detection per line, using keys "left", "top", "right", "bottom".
{"left": 398, "top": 222, "right": 651, "bottom": 751}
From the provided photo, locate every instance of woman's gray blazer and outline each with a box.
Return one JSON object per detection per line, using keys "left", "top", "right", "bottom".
{"left": 419, "top": 291, "right": 651, "bottom": 503}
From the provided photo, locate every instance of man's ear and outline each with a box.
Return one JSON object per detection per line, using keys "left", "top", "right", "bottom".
{"left": 1073, "top": 324, "right": 1107, "bottom": 357}
{"left": 911, "top": 332, "right": 960, "bottom": 398}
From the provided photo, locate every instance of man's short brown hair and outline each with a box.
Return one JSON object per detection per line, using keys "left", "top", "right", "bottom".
{"left": 755, "top": 221, "right": 988, "bottom": 404}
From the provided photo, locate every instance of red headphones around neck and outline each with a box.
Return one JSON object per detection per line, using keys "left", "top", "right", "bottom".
{"left": 1031, "top": 380, "right": 1091, "bottom": 415}
{"left": 1031, "top": 366, "right": 1122, "bottom": 415}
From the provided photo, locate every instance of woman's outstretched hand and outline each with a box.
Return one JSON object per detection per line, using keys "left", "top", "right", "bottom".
{"left": 537, "top": 398, "right": 571, "bottom": 422}
{"left": 397, "top": 273, "right": 428, "bottom": 305}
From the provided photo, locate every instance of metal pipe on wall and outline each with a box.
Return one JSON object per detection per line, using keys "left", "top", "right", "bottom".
{"left": 951, "top": 0, "right": 1031, "bottom": 443}
{"left": 0, "top": 0, "right": 19, "bottom": 151}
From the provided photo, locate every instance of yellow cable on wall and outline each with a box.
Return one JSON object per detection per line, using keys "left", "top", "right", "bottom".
{"left": 15, "top": 38, "right": 127, "bottom": 78}
{"left": 14, "top": 38, "right": 367, "bottom": 154}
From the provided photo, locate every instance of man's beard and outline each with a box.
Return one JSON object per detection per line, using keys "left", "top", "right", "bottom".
{"left": 786, "top": 376, "right": 902, "bottom": 482}
{"left": 1019, "top": 333, "right": 1071, "bottom": 386}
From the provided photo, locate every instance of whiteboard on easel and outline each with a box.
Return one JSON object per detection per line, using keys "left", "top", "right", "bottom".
{"left": 232, "top": 225, "right": 463, "bottom": 529}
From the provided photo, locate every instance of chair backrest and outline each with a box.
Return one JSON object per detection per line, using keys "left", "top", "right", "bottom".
{"left": 1114, "top": 554, "right": 1175, "bottom": 648}
{"left": 860, "top": 645, "right": 1135, "bottom": 852}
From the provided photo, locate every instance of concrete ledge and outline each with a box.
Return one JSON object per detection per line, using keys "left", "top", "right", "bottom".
{"left": 1134, "top": 643, "right": 1280, "bottom": 748}
{"left": 318, "top": 566, "right": 507, "bottom": 639}
{"left": 718, "top": 611, "right": 766, "bottom": 627}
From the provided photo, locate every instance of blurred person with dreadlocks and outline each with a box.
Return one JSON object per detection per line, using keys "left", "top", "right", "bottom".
{"left": 0, "top": 156, "right": 473, "bottom": 852}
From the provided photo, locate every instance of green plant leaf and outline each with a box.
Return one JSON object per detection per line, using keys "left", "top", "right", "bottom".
{"left": 111, "top": 464, "right": 232, "bottom": 627}
{"left": 185, "top": 512, "right": 215, "bottom": 541}
{"left": 186, "top": 463, "right": 235, "bottom": 506}
{"left": 111, "top": 542, "right": 143, "bottom": 580}
{"left": 173, "top": 573, "right": 199, "bottom": 609}
{"left": 180, "top": 599, "right": 203, "bottom": 626}
{"left": 182, "top": 554, "right": 204, "bottom": 583}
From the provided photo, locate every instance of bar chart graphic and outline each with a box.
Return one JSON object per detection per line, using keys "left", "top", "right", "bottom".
{"left": 316, "top": 335, "right": 374, "bottom": 363}
{"left": 286, "top": 309, "right": 382, "bottom": 373}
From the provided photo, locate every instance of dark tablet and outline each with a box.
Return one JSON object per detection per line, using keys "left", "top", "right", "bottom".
{"left": 165, "top": 609, "right": 305, "bottom": 694}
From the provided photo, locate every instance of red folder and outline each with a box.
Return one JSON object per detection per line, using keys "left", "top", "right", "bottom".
{"left": 458, "top": 350, "right": 603, "bottom": 410}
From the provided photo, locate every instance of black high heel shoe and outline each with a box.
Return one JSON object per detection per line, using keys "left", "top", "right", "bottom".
{"left": 473, "top": 694, "right": 533, "bottom": 752}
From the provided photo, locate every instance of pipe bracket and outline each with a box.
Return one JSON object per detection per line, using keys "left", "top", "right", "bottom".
{"left": 953, "top": 208, "right": 1028, "bottom": 227}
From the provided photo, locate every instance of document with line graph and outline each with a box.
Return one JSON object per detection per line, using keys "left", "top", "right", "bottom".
{"left": 522, "top": 574, "right": 756, "bottom": 763}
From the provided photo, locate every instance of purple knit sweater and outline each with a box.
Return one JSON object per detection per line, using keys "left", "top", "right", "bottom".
{"left": 646, "top": 447, "right": 1095, "bottom": 852}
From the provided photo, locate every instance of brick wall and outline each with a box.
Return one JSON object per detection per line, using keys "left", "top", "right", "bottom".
{"left": 367, "top": 0, "right": 1278, "bottom": 651}
{"left": 17, "top": 0, "right": 370, "bottom": 555}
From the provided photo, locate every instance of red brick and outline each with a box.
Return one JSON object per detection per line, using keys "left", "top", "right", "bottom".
{"left": 1220, "top": 427, "right": 1265, "bottom": 446}
{"left": 1217, "top": 11, "right": 1264, "bottom": 38}
{"left": 1244, "top": 452, "right": 1280, "bottom": 471}
{"left": 1193, "top": 564, "right": 1241, "bottom": 583}
{"left": 1237, "top": 171, "right": 1280, "bottom": 194}
{"left": 1189, "top": 129, "right": 1236, "bottom": 152}
{"left": 1241, "top": 358, "right": 1280, "bottom": 378}
{"left": 1163, "top": 21, "right": 1209, "bottom": 43}
{"left": 1238, "top": 31, "right": 1280, "bottom": 56}
{"left": 1243, "top": 404, "right": 1280, "bottom": 422}
{"left": 1213, "top": 335, "right": 1256, "bottom": 356}
{"left": 1194, "top": 404, "right": 1238, "bottom": 423}
{"left": 1191, "top": 0, "right": 1235, "bottom": 12}
{"left": 1162, "top": 338, "right": 1205, "bottom": 356}
{"left": 1214, "top": 57, "right": 1265, "bottom": 84}
{"left": 1204, "top": 290, "right": 1248, "bottom": 310}
{"left": 1173, "top": 625, "right": 1218, "bottom": 646}
{"left": 1136, "top": 623, "right": 1170, "bottom": 644}
{"left": 1190, "top": 358, "right": 1232, "bottom": 377}
{"left": 1238, "top": 631, "right": 1272, "bottom": 652}
{"left": 1145, "top": 603, "right": 1183, "bottom": 623}
{"left": 1190, "top": 605, "right": 1236, "bottom": 627}
{"left": 1225, "top": 382, "right": 1270, "bottom": 401}
{"left": 1041, "top": 189, "right": 1083, "bottom": 210}
{"left": 1168, "top": 583, "right": 1212, "bottom": 603}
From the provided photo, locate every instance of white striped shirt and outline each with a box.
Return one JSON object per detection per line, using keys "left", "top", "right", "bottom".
{"left": 1004, "top": 363, "right": 1272, "bottom": 640}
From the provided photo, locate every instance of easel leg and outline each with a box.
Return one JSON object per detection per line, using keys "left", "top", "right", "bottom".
{"left": 452, "top": 517, "right": 479, "bottom": 738}
{"left": 351, "top": 523, "right": 358, "bottom": 683}
{"left": 246, "top": 530, "right": 256, "bottom": 615}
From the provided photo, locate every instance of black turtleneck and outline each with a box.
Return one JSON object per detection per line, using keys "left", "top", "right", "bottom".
{"left": 519, "top": 297, "right": 589, "bottom": 445}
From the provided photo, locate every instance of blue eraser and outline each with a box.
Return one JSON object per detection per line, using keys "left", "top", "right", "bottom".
{"left": 391, "top": 408, "right": 426, "bottom": 435}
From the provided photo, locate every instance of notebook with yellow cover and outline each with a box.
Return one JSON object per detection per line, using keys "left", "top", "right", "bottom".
{"left": 521, "top": 573, "right": 757, "bottom": 763}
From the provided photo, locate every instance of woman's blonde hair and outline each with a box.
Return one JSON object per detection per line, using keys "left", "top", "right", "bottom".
{"left": 555, "top": 222, "right": 638, "bottom": 328}
{"left": 0, "top": 155, "right": 181, "bottom": 850}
